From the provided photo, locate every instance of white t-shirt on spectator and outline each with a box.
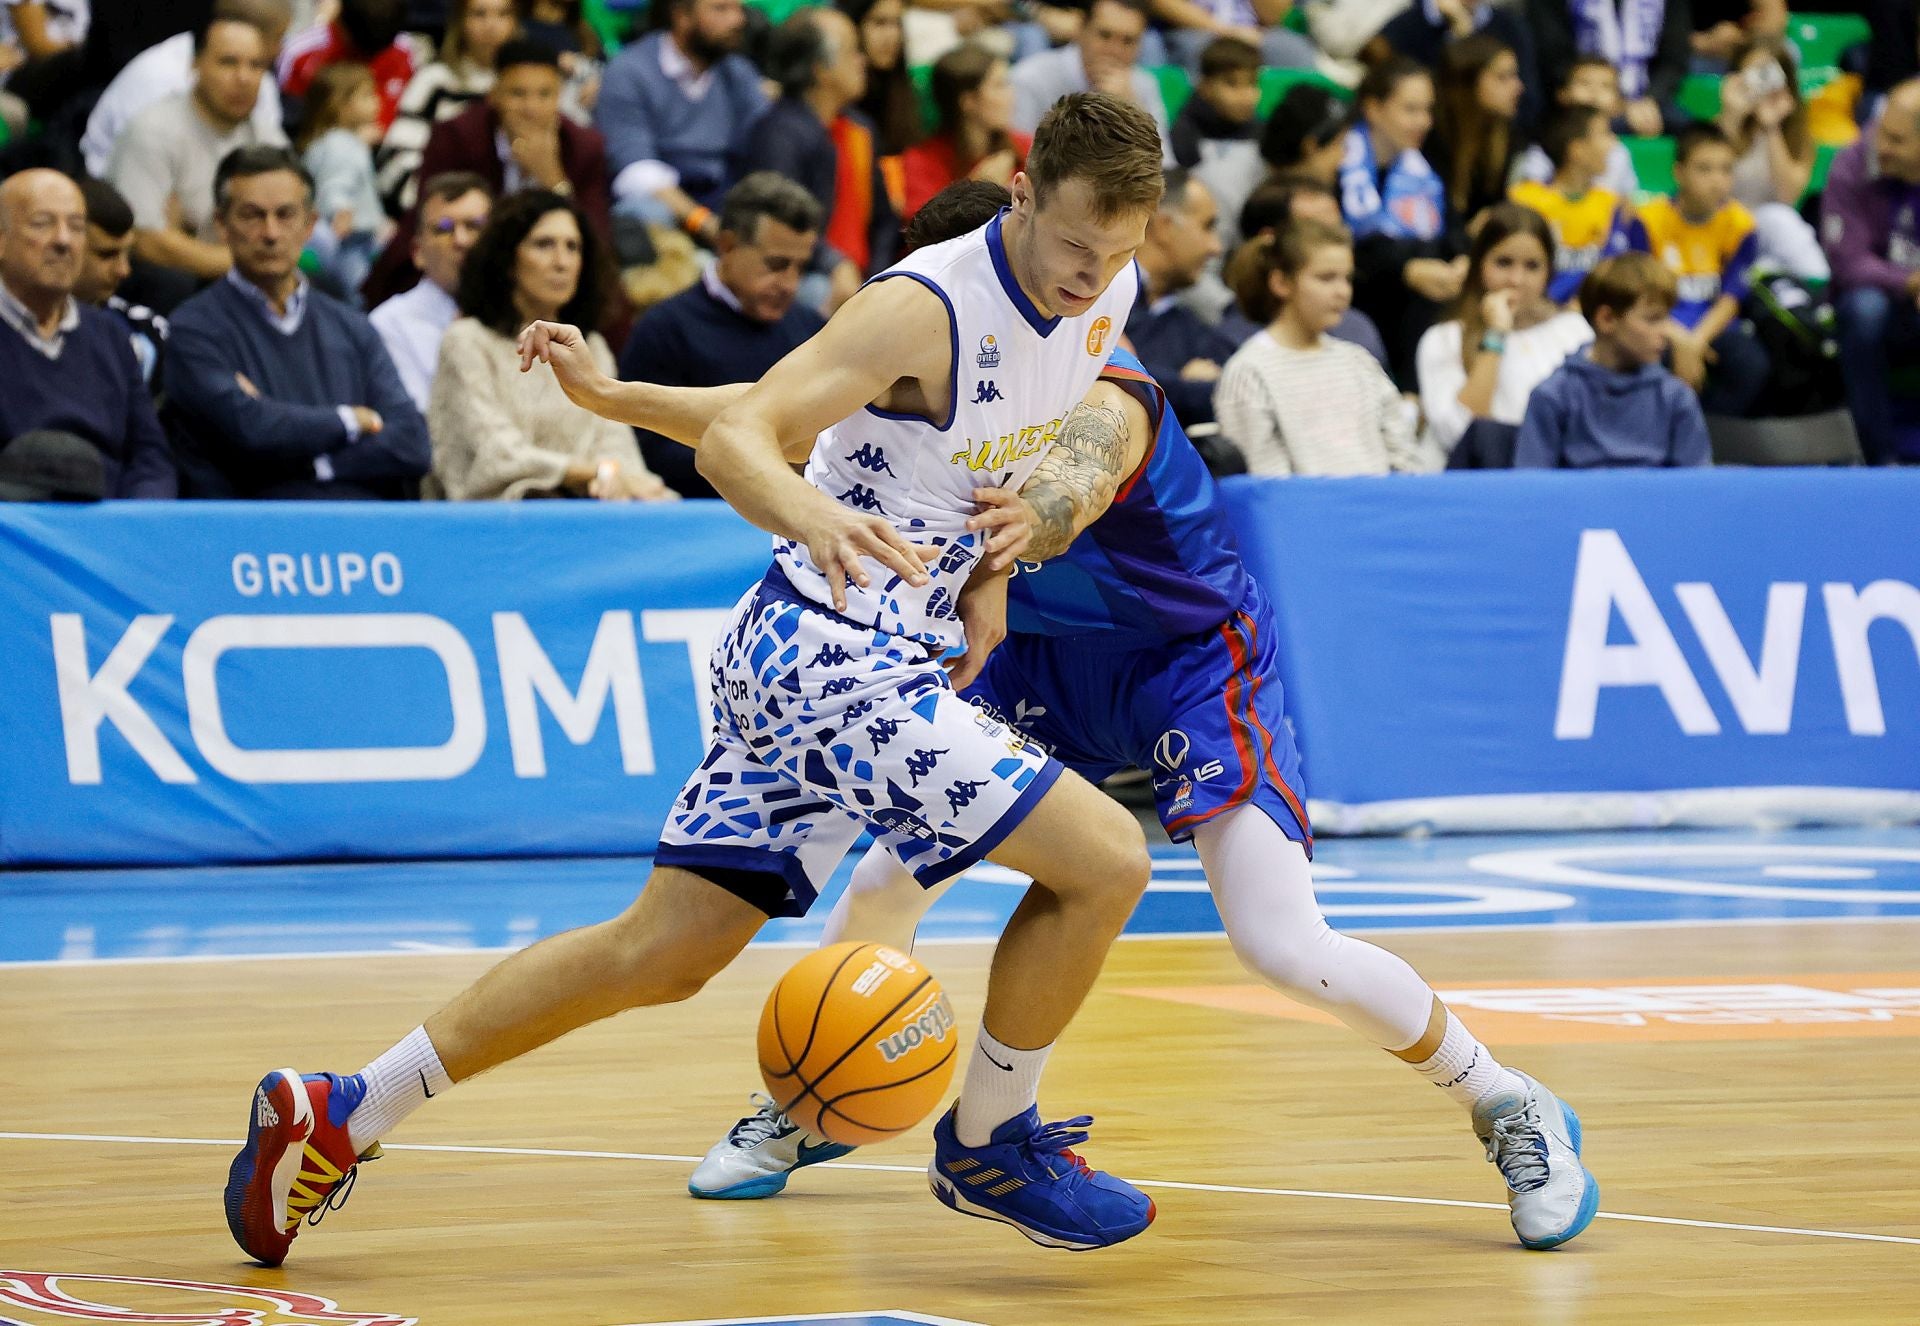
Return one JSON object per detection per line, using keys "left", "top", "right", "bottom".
{"left": 107, "top": 91, "right": 288, "bottom": 244}
{"left": 1216, "top": 328, "right": 1434, "bottom": 476}
{"left": 1416, "top": 310, "right": 1593, "bottom": 454}
{"left": 82, "top": 31, "right": 286, "bottom": 178}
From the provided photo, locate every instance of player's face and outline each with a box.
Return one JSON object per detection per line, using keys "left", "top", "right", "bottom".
{"left": 1015, "top": 175, "right": 1149, "bottom": 318}
{"left": 1480, "top": 231, "right": 1549, "bottom": 305}
{"left": 1277, "top": 240, "right": 1352, "bottom": 334}
{"left": 75, "top": 223, "right": 134, "bottom": 304}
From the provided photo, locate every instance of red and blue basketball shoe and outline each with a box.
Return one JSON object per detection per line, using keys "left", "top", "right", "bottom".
{"left": 224, "top": 1069, "right": 379, "bottom": 1266}
{"left": 929, "top": 1105, "right": 1154, "bottom": 1250}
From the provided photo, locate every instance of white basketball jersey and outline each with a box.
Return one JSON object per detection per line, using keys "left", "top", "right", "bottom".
{"left": 774, "top": 211, "right": 1139, "bottom": 649}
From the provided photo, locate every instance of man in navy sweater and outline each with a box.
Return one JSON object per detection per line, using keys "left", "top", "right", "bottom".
{"left": 0, "top": 169, "right": 176, "bottom": 499}
{"left": 618, "top": 172, "right": 826, "bottom": 497}
{"left": 165, "top": 146, "right": 429, "bottom": 499}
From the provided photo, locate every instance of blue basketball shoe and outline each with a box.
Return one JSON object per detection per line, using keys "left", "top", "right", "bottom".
{"left": 688, "top": 1095, "right": 856, "bottom": 1199}
{"left": 928, "top": 1105, "right": 1155, "bottom": 1250}
{"left": 1472, "top": 1071, "right": 1600, "bottom": 1249}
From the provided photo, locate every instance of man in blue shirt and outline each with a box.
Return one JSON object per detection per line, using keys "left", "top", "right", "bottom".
{"left": 165, "top": 145, "right": 429, "bottom": 498}
{"left": 618, "top": 171, "right": 825, "bottom": 497}
{"left": 0, "top": 169, "right": 175, "bottom": 498}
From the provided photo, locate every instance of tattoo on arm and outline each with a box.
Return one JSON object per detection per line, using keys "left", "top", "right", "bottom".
{"left": 1020, "top": 398, "right": 1132, "bottom": 560}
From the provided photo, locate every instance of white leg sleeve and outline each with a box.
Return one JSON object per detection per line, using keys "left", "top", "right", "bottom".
{"left": 818, "top": 845, "right": 955, "bottom": 953}
{"left": 1194, "top": 805, "right": 1435, "bottom": 1051}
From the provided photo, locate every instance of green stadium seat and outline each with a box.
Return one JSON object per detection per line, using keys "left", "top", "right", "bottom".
{"left": 584, "top": 0, "right": 628, "bottom": 54}
{"left": 1623, "top": 134, "right": 1676, "bottom": 199}
{"left": 1807, "top": 141, "right": 1839, "bottom": 198}
{"left": 1154, "top": 64, "right": 1193, "bottom": 120}
{"left": 1256, "top": 65, "right": 1349, "bottom": 117}
{"left": 744, "top": 0, "right": 819, "bottom": 25}
{"left": 1678, "top": 72, "right": 1721, "bottom": 122}
{"left": 910, "top": 62, "right": 935, "bottom": 131}
{"left": 1789, "top": 12, "right": 1870, "bottom": 71}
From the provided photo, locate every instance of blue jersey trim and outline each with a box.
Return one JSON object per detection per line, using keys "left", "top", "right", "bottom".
{"left": 986, "top": 209, "right": 1060, "bottom": 337}
{"left": 861, "top": 271, "right": 961, "bottom": 432}
{"left": 908, "top": 756, "right": 1065, "bottom": 888}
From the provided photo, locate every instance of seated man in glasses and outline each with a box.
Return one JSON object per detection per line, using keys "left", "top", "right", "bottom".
{"left": 368, "top": 172, "right": 495, "bottom": 413}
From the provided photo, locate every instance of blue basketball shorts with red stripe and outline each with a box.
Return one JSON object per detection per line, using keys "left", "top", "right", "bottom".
{"left": 961, "top": 581, "right": 1311, "bottom": 851}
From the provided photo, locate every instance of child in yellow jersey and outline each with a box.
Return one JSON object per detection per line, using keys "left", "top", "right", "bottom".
{"left": 1638, "top": 122, "right": 1771, "bottom": 417}
{"left": 1510, "top": 105, "right": 1647, "bottom": 304}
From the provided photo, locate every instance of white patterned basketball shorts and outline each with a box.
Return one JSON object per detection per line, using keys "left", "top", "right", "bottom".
{"left": 656, "top": 572, "right": 1064, "bottom": 918}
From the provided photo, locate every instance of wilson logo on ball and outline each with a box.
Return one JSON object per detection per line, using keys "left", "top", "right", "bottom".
{"left": 877, "top": 995, "right": 956, "bottom": 1063}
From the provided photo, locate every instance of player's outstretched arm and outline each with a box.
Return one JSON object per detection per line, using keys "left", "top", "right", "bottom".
{"left": 698, "top": 278, "right": 955, "bottom": 610}
{"left": 517, "top": 320, "right": 750, "bottom": 444}
{"left": 987, "top": 378, "right": 1151, "bottom": 563}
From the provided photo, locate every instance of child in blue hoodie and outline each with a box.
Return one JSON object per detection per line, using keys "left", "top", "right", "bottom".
{"left": 1515, "top": 252, "right": 1711, "bottom": 468}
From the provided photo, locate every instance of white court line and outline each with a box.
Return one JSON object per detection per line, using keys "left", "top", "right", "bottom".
{"left": 5, "top": 910, "right": 1920, "bottom": 971}
{"left": 3, "top": 1131, "right": 1915, "bottom": 1249}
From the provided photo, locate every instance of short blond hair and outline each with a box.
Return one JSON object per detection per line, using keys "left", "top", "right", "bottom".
{"left": 1028, "top": 91, "right": 1166, "bottom": 220}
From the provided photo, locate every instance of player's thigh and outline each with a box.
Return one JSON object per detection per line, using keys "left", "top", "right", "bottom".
{"left": 985, "top": 767, "right": 1150, "bottom": 903}
{"left": 605, "top": 865, "right": 773, "bottom": 1000}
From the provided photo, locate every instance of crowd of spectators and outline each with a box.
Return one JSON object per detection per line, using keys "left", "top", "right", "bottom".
{"left": 0, "top": 0, "right": 1912, "bottom": 504}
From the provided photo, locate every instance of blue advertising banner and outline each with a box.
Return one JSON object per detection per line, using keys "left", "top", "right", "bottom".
{"left": 1220, "top": 469, "right": 1920, "bottom": 832}
{"left": 3, "top": 470, "right": 1917, "bottom": 865}
{"left": 0, "top": 502, "right": 773, "bottom": 865}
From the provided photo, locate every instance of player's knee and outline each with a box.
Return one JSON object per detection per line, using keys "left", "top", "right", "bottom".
{"left": 1080, "top": 814, "right": 1152, "bottom": 906}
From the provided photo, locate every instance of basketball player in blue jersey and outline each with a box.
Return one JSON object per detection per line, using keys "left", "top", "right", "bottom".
{"left": 222, "top": 95, "right": 1171, "bottom": 1265}
{"left": 515, "top": 179, "right": 1601, "bottom": 1252}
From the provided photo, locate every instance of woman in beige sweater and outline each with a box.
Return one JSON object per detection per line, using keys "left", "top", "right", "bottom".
{"left": 427, "top": 188, "right": 672, "bottom": 501}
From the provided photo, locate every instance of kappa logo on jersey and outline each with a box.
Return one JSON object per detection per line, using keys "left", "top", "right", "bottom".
{"left": 949, "top": 416, "right": 1063, "bottom": 471}
{"left": 976, "top": 333, "right": 1001, "bottom": 368}
{"left": 945, "top": 778, "right": 989, "bottom": 813}
{"left": 972, "top": 380, "right": 1004, "bottom": 404}
{"left": 848, "top": 443, "right": 898, "bottom": 476}
{"left": 0, "top": 1270, "right": 415, "bottom": 1325}
{"left": 905, "top": 746, "right": 950, "bottom": 786}
{"left": 820, "top": 676, "right": 859, "bottom": 696}
{"left": 1086, "top": 316, "right": 1112, "bottom": 356}
{"left": 838, "top": 483, "right": 886, "bottom": 512}
{"left": 811, "top": 643, "right": 854, "bottom": 668}
{"left": 866, "top": 716, "right": 903, "bottom": 749}
{"left": 1154, "top": 729, "right": 1191, "bottom": 773}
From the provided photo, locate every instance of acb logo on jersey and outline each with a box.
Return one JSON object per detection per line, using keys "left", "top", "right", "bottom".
{"left": 1086, "top": 317, "right": 1112, "bottom": 357}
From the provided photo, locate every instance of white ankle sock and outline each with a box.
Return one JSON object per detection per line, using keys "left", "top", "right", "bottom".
{"left": 1410, "top": 1011, "right": 1523, "bottom": 1113}
{"left": 346, "top": 1026, "right": 452, "bottom": 1153}
{"left": 953, "top": 1026, "right": 1051, "bottom": 1147}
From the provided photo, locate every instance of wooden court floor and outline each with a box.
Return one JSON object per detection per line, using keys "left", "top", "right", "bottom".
{"left": 3, "top": 917, "right": 1917, "bottom": 1325}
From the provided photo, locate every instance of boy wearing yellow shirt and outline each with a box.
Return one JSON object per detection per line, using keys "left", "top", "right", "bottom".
{"left": 1510, "top": 105, "right": 1648, "bottom": 305}
{"left": 1638, "top": 122, "right": 1771, "bottom": 417}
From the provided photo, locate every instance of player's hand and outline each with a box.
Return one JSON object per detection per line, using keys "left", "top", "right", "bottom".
{"left": 967, "top": 486, "right": 1033, "bottom": 571}
{"left": 946, "top": 569, "right": 1010, "bottom": 692}
{"left": 802, "top": 503, "right": 936, "bottom": 612}
{"left": 518, "top": 319, "right": 607, "bottom": 410}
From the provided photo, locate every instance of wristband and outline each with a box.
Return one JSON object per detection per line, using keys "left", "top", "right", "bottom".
{"left": 1479, "top": 331, "right": 1508, "bottom": 354}
{"left": 684, "top": 205, "right": 713, "bottom": 237}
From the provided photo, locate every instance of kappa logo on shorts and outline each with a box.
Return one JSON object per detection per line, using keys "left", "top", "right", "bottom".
{"left": 0, "top": 1270, "right": 415, "bottom": 1325}
{"left": 1154, "top": 729, "right": 1190, "bottom": 773}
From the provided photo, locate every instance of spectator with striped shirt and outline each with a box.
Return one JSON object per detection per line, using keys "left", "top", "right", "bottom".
{"left": 1216, "top": 218, "right": 1433, "bottom": 476}
{"left": 376, "top": 0, "right": 518, "bottom": 213}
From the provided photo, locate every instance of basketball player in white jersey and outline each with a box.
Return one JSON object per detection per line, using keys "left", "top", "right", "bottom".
{"left": 223, "top": 92, "right": 1170, "bottom": 1263}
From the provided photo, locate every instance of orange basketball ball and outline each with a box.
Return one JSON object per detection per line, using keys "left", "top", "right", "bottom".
{"left": 757, "top": 941, "right": 959, "bottom": 1146}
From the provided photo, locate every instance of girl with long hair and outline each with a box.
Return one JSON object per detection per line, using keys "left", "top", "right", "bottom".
{"left": 838, "top": 0, "right": 922, "bottom": 157}
{"left": 1715, "top": 34, "right": 1827, "bottom": 279}
{"left": 898, "top": 43, "right": 1026, "bottom": 221}
{"left": 1415, "top": 201, "right": 1592, "bottom": 463}
{"left": 378, "top": 0, "right": 520, "bottom": 212}
{"left": 1427, "top": 33, "right": 1524, "bottom": 221}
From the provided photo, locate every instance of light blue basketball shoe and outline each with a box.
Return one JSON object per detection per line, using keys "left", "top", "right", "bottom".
{"left": 1473, "top": 1071, "right": 1601, "bottom": 1249}
{"left": 688, "top": 1096, "right": 855, "bottom": 1199}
